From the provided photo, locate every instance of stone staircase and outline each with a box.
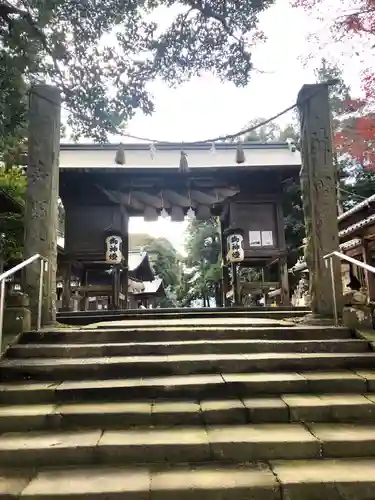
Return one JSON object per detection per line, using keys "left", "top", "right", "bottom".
{"left": 56, "top": 306, "right": 309, "bottom": 326}
{"left": 1, "top": 320, "right": 375, "bottom": 497}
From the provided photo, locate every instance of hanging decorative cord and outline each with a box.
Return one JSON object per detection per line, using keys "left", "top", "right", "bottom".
{"left": 160, "top": 190, "right": 168, "bottom": 218}
{"left": 187, "top": 189, "right": 195, "bottom": 219}
{"left": 149, "top": 142, "right": 156, "bottom": 159}
{"left": 339, "top": 187, "right": 370, "bottom": 201}
{"left": 30, "top": 83, "right": 331, "bottom": 146}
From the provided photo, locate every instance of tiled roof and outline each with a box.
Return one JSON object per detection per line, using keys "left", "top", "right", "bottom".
{"left": 339, "top": 214, "right": 375, "bottom": 238}
{"left": 340, "top": 238, "right": 362, "bottom": 250}
{"left": 0, "top": 189, "right": 23, "bottom": 214}
{"left": 289, "top": 239, "right": 362, "bottom": 273}
{"left": 338, "top": 194, "right": 375, "bottom": 222}
{"left": 128, "top": 252, "right": 149, "bottom": 271}
{"left": 141, "top": 278, "right": 164, "bottom": 294}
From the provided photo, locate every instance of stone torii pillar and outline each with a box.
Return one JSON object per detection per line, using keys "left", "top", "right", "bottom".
{"left": 24, "top": 85, "right": 61, "bottom": 327}
{"left": 297, "top": 82, "right": 342, "bottom": 320}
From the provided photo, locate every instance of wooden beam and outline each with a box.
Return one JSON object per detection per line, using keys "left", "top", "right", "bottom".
{"left": 163, "top": 190, "right": 192, "bottom": 207}
{"left": 61, "top": 262, "right": 71, "bottom": 311}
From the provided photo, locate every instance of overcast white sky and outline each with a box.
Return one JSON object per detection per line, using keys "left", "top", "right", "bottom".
{"left": 121, "top": 0, "right": 374, "bottom": 252}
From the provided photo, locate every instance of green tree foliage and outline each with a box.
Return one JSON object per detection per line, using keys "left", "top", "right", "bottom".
{"left": 178, "top": 217, "right": 222, "bottom": 306}
{"left": 0, "top": 166, "right": 67, "bottom": 266}
{"left": 340, "top": 168, "right": 375, "bottom": 207}
{"left": 243, "top": 60, "right": 375, "bottom": 271}
{"left": 143, "top": 236, "right": 180, "bottom": 289}
{"left": 130, "top": 234, "right": 181, "bottom": 305}
{"left": 0, "top": 166, "right": 26, "bottom": 201}
{"left": 0, "top": 0, "right": 274, "bottom": 144}
{"left": 314, "top": 58, "right": 375, "bottom": 210}
{"left": 245, "top": 119, "right": 298, "bottom": 143}
{"left": 0, "top": 167, "right": 26, "bottom": 265}
{"left": 0, "top": 53, "right": 27, "bottom": 167}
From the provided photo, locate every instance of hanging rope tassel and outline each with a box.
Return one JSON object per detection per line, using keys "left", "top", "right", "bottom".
{"left": 179, "top": 151, "right": 189, "bottom": 172}
{"left": 235, "top": 144, "right": 245, "bottom": 164}
{"left": 115, "top": 143, "right": 126, "bottom": 165}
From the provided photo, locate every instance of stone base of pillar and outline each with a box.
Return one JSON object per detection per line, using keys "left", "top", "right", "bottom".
{"left": 342, "top": 305, "right": 373, "bottom": 330}
{"left": 3, "top": 293, "right": 31, "bottom": 351}
{"left": 295, "top": 312, "right": 338, "bottom": 326}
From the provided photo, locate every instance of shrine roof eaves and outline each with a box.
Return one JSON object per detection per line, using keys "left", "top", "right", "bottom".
{"left": 289, "top": 238, "right": 362, "bottom": 273}
{"left": 339, "top": 213, "right": 375, "bottom": 238}
{"left": 0, "top": 188, "right": 23, "bottom": 214}
{"left": 338, "top": 193, "right": 375, "bottom": 222}
{"left": 140, "top": 278, "right": 164, "bottom": 294}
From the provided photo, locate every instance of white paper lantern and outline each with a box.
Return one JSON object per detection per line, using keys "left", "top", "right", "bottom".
{"left": 226, "top": 233, "right": 244, "bottom": 263}
{"left": 105, "top": 235, "right": 123, "bottom": 264}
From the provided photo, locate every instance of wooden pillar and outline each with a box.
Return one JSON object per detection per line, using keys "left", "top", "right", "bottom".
{"left": 112, "top": 266, "right": 121, "bottom": 310}
{"left": 297, "top": 83, "right": 342, "bottom": 319}
{"left": 61, "top": 262, "right": 72, "bottom": 311}
{"left": 79, "top": 268, "right": 87, "bottom": 311}
{"left": 220, "top": 221, "right": 230, "bottom": 307}
{"left": 122, "top": 218, "right": 129, "bottom": 309}
{"left": 362, "top": 239, "right": 375, "bottom": 301}
{"left": 280, "top": 256, "right": 290, "bottom": 306}
{"left": 222, "top": 264, "right": 230, "bottom": 307}
{"left": 24, "top": 85, "right": 61, "bottom": 327}
{"left": 232, "top": 262, "right": 240, "bottom": 306}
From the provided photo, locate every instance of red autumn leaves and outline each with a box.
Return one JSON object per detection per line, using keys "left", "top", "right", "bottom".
{"left": 292, "top": 0, "right": 375, "bottom": 169}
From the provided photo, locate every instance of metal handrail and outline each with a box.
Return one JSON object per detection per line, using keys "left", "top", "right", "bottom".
{"left": 0, "top": 254, "right": 47, "bottom": 348}
{"left": 323, "top": 251, "right": 375, "bottom": 326}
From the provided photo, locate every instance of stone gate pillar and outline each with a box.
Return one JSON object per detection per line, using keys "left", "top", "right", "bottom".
{"left": 24, "top": 85, "right": 61, "bottom": 327}
{"left": 297, "top": 83, "right": 342, "bottom": 319}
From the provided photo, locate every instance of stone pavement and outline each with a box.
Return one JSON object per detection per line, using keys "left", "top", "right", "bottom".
{"left": 0, "top": 320, "right": 375, "bottom": 497}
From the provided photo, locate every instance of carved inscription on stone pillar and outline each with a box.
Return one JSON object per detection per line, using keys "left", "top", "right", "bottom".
{"left": 297, "top": 83, "right": 342, "bottom": 318}
{"left": 24, "top": 85, "right": 61, "bottom": 326}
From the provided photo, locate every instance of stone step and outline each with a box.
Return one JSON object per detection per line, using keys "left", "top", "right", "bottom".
{"left": 1, "top": 394, "right": 375, "bottom": 432}
{"left": 56, "top": 310, "right": 310, "bottom": 327}
{"left": 0, "top": 423, "right": 315, "bottom": 466}
{"left": 0, "top": 462, "right": 280, "bottom": 499}
{"left": 3, "top": 422, "right": 375, "bottom": 467}
{"left": 271, "top": 457, "right": 375, "bottom": 500}
{"left": 2, "top": 352, "right": 375, "bottom": 380}
{"left": 20, "top": 326, "right": 353, "bottom": 344}
{"left": 0, "top": 371, "right": 369, "bottom": 405}
{"left": 57, "top": 305, "right": 309, "bottom": 317}
{"left": 4, "top": 458, "right": 375, "bottom": 499}
{"left": 7, "top": 338, "right": 369, "bottom": 358}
